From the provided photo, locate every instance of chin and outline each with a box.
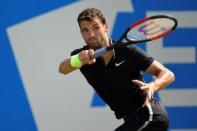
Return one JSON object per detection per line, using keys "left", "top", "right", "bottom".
{"left": 89, "top": 47, "right": 100, "bottom": 51}
{"left": 88, "top": 44, "right": 101, "bottom": 50}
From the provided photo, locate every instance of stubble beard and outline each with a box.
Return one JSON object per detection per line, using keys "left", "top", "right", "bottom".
{"left": 87, "top": 39, "right": 103, "bottom": 51}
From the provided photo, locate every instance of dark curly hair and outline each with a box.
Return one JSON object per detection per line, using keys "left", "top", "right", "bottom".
{"left": 77, "top": 8, "right": 106, "bottom": 26}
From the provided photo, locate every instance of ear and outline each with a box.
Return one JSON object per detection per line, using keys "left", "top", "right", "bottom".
{"left": 104, "top": 23, "right": 109, "bottom": 33}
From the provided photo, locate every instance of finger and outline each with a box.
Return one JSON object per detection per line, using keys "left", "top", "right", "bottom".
{"left": 88, "top": 49, "right": 95, "bottom": 60}
{"left": 132, "top": 80, "right": 146, "bottom": 86}
{"left": 143, "top": 97, "right": 149, "bottom": 107}
{"left": 88, "top": 59, "right": 96, "bottom": 64}
{"left": 150, "top": 89, "right": 153, "bottom": 98}
{"left": 88, "top": 49, "right": 96, "bottom": 64}
{"left": 78, "top": 51, "right": 84, "bottom": 61}
{"left": 80, "top": 50, "right": 91, "bottom": 64}
{"left": 148, "top": 90, "right": 154, "bottom": 99}
{"left": 140, "top": 85, "right": 149, "bottom": 90}
{"left": 81, "top": 50, "right": 88, "bottom": 59}
{"left": 89, "top": 49, "right": 94, "bottom": 55}
{"left": 84, "top": 50, "right": 89, "bottom": 57}
{"left": 89, "top": 49, "right": 95, "bottom": 60}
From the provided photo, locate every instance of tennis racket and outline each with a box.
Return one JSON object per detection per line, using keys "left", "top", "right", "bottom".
{"left": 93, "top": 15, "right": 178, "bottom": 58}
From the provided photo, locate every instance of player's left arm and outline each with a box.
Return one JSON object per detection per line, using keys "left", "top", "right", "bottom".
{"left": 145, "top": 60, "right": 175, "bottom": 92}
{"left": 132, "top": 60, "right": 175, "bottom": 106}
{"left": 133, "top": 60, "right": 175, "bottom": 92}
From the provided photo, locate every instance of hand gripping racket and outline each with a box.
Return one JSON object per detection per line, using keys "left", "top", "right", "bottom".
{"left": 93, "top": 15, "right": 178, "bottom": 58}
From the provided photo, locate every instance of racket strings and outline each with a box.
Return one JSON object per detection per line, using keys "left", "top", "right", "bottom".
{"left": 128, "top": 29, "right": 147, "bottom": 40}
{"left": 127, "top": 19, "right": 174, "bottom": 41}
{"left": 128, "top": 27, "right": 160, "bottom": 40}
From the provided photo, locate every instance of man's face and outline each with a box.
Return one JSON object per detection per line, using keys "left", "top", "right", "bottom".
{"left": 79, "top": 17, "right": 108, "bottom": 50}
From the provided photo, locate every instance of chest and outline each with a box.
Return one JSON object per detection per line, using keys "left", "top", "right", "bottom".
{"left": 82, "top": 55, "right": 141, "bottom": 87}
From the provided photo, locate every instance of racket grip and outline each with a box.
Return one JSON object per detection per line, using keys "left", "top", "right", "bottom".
{"left": 93, "top": 47, "right": 107, "bottom": 58}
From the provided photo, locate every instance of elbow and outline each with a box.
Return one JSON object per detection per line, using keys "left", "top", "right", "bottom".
{"left": 169, "top": 70, "right": 175, "bottom": 83}
{"left": 59, "top": 63, "right": 66, "bottom": 75}
{"left": 59, "top": 67, "right": 63, "bottom": 74}
{"left": 59, "top": 66, "right": 64, "bottom": 74}
{"left": 58, "top": 61, "right": 74, "bottom": 75}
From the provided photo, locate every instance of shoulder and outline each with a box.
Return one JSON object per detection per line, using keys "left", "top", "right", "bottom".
{"left": 70, "top": 46, "right": 89, "bottom": 56}
{"left": 125, "top": 44, "right": 149, "bottom": 57}
{"left": 114, "top": 43, "right": 138, "bottom": 56}
{"left": 113, "top": 41, "right": 154, "bottom": 70}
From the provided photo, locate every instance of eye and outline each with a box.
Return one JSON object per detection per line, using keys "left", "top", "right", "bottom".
{"left": 94, "top": 26, "right": 100, "bottom": 30}
{"left": 81, "top": 28, "right": 88, "bottom": 33}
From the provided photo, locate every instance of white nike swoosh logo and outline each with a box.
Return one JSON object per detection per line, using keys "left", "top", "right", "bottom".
{"left": 115, "top": 60, "right": 125, "bottom": 67}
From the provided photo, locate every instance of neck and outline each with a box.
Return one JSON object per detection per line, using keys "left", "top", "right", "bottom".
{"left": 102, "top": 39, "right": 114, "bottom": 65}
{"left": 102, "top": 50, "right": 114, "bottom": 65}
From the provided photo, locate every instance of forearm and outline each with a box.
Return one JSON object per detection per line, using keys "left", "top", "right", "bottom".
{"left": 149, "top": 69, "right": 175, "bottom": 92}
{"left": 146, "top": 60, "right": 175, "bottom": 92}
{"left": 59, "top": 49, "right": 96, "bottom": 75}
{"left": 59, "top": 57, "right": 77, "bottom": 75}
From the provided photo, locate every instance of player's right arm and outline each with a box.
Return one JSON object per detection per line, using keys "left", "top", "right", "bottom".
{"left": 59, "top": 49, "right": 95, "bottom": 75}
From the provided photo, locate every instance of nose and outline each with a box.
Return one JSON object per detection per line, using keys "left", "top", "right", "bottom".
{"left": 89, "top": 30, "right": 95, "bottom": 37}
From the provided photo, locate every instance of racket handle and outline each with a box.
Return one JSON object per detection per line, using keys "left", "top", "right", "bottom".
{"left": 93, "top": 47, "right": 107, "bottom": 58}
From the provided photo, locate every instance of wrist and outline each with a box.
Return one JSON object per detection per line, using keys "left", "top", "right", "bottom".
{"left": 148, "top": 82, "right": 156, "bottom": 92}
{"left": 70, "top": 54, "right": 82, "bottom": 68}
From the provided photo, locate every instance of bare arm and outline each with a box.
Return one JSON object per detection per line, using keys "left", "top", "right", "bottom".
{"left": 59, "top": 49, "right": 96, "bottom": 75}
{"left": 146, "top": 60, "right": 175, "bottom": 92}
{"left": 132, "top": 60, "right": 175, "bottom": 106}
{"left": 59, "top": 57, "right": 77, "bottom": 74}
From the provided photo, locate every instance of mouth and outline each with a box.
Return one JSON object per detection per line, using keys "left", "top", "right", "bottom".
{"left": 87, "top": 41, "right": 102, "bottom": 50}
{"left": 88, "top": 38, "right": 97, "bottom": 43}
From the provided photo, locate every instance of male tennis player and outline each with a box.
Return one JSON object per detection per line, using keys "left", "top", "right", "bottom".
{"left": 59, "top": 8, "right": 175, "bottom": 131}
